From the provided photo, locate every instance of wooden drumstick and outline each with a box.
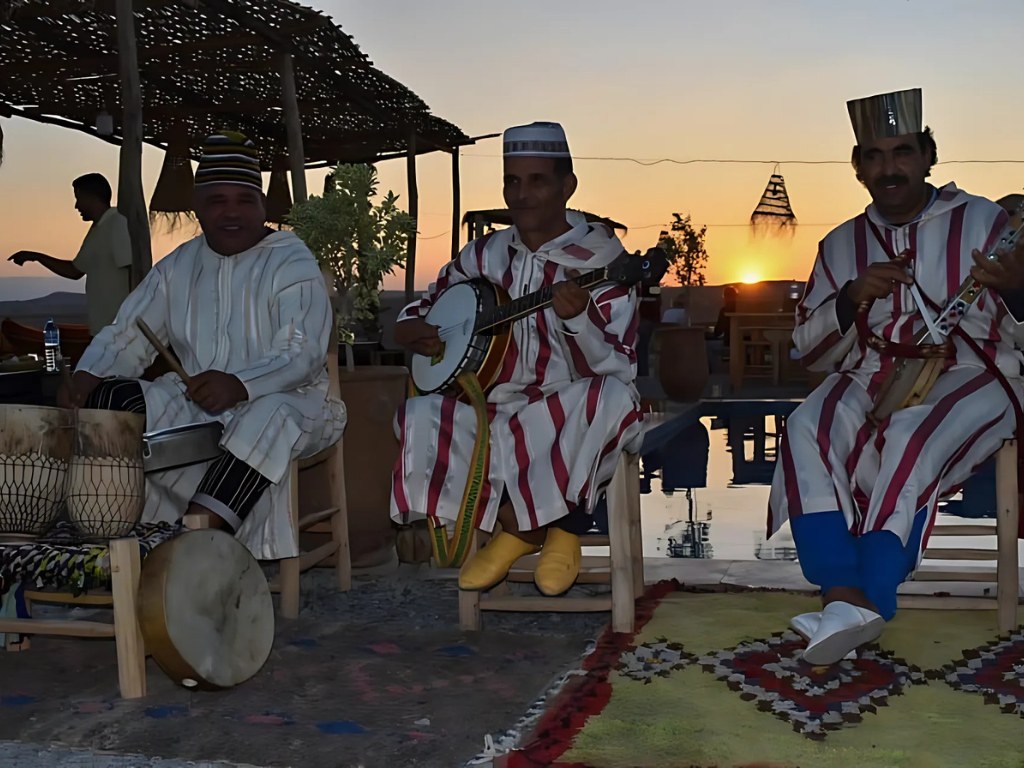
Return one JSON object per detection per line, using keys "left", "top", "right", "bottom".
{"left": 136, "top": 319, "right": 191, "bottom": 385}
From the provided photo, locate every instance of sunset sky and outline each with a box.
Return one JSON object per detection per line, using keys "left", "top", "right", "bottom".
{"left": 1, "top": 0, "right": 1022, "bottom": 293}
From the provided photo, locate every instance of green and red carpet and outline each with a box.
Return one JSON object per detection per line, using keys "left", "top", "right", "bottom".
{"left": 506, "top": 583, "right": 1024, "bottom": 768}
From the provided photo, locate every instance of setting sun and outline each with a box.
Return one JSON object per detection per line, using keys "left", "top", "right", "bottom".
{"left": 741, "top": 272, "right": 761, "bottom": 284}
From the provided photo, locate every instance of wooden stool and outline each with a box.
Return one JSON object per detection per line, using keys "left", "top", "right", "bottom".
{"left": 900, "top": 439, "right": 1020, "bottom": 632}
{"left": 0, "top": 536, "right": 147, "bottom": 699}
{"left": 458, "top": 451, "right": 643, "bottom": 634}
{"left": 274, "top": 437, "right": 350, "bottom": 619}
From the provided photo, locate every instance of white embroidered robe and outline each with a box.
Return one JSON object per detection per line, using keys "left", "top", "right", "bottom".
{"left": 391, "top": 217, "right": 643, "bottom": 532}
{"left": 76, "top": 231, "right": 347, "bottom": 559}
{"left": 768, "top": 183, "right": 1024, "bottom": 558}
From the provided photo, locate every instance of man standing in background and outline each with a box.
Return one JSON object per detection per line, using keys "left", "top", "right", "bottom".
{"left": 7, "top": 173, "right": 132, "bottom": 335}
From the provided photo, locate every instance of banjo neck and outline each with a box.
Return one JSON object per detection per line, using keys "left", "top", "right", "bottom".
{"left": 475, "top": 266, "right": 609, "bottom": 334}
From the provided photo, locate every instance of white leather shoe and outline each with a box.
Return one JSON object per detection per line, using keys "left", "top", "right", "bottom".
{"left": 789, "top": 611, "right": 856, "bottom": 660}
{"left": 802, "top": 601, "right": 884, "bottom": 666}
{"left": 789, "top": 611, "right": 821, "bottom": 640}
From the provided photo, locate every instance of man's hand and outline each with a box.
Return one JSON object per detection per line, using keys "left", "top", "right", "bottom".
{"left": 970, "top": 242, "right": 1024, "bottom": 295}
{"left": 394, "top": 318, "right": 442, "bottom": 356}
{"left": 7, "top": 251, "right": 43, "bottom": 267}
{"left": 552, "top": 276, "right": 591, "bottom": 320}
{"left": 57, "top": 371, "right": 102, "bottom": 409}
{"left": 186, "top": 370, "right": 249, "bottom": 414}
{"left": 846, "top": 262, "right": 913, "bottom": 305}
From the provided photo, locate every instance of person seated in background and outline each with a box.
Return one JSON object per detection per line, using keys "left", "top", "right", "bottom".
{"left": 59, "top": 131, "right": 346, "bottom": 560}
{"left": 661, "top": 293, "right": 689, "bottom": 325}
{"left": 7, "top": 173, "right": 132, "bottom": 335}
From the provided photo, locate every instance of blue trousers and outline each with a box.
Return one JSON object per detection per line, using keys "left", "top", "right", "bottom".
{"left": 789, "top": 510, "right": 927, "bottom": 621}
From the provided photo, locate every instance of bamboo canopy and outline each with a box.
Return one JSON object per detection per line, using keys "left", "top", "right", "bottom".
{"left": 0, "top": 0, "right": 471, "bottom": 166}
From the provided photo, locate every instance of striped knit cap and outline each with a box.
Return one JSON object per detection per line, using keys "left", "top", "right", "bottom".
{"left": 194, "top": 130, "right": 263, "bottom": 191}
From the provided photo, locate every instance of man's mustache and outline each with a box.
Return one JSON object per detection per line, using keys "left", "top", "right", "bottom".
{"left": 877, "top": 175, "right": 909, "bottom": 187}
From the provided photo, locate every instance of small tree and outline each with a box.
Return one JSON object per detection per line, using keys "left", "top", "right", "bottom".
{"left": 658, "top": 213, "right": 709, "bottom": 287}
{"left": 288, "top": 164, "right": 416, "bottom": 346}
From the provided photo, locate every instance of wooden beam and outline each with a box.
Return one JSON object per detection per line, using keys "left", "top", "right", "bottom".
{"left": 405, "top": 130, "right": 418, "bottom": 303}
{"left": 116, "top": 0, "right": 152, "bottom": 287}
{"left": 279, "top": 53, "right": 307, "bottom": 203}
{"left": 450, "top": 148, "right": 460, "bottom": 260}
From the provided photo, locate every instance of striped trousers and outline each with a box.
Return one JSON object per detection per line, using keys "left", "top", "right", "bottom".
{"left": 86, "top": 379, "right": 272, "bottom": 531}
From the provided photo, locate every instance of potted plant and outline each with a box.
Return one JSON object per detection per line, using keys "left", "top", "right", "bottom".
{"left": 288, "top": 163, "right": 416, "bottom": 568}
{"left": 288, "top": 163, "right": 416, "bottom": 362}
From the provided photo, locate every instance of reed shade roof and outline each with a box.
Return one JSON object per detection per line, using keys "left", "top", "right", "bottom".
{"left": 0, "top": 0, "right": 471, "bottom": 167}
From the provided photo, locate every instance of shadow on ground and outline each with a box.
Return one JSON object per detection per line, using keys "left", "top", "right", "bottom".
{"left": 0, "top": 567, "right": 605, "bottom": 768}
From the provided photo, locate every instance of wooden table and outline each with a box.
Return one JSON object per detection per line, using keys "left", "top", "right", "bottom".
{"left": 726, "top": 313, "right": 795, "bottom": 393}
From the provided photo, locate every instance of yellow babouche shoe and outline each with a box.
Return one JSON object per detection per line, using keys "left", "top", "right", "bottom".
{"left": 534, "top": 527, "right": 581, "bottom": 596}
{"left": 458, "top": 532, "right": 540, "bottom": 591}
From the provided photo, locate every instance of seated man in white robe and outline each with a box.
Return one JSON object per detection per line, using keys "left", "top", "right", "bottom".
{"left": 59, "top": 130, "right": 346, "bottom": 560}
{"left": 769, "top": 88, "right": 1024, "bottom": 664}
{"left": 391, "top": 122, "right": 643, "bottom": 596}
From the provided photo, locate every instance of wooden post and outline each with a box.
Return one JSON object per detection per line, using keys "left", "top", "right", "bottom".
{"left": 450, "top": 149, "right": 460, "bottom": 260}
{"left": 115, "top": 0, "right": 152, "bottom": 288}
{"left": 405, "top": 131, "right": 418, "bottom": 304}
{"left": 279, "top": 53, "right": 307, "bottom": 204}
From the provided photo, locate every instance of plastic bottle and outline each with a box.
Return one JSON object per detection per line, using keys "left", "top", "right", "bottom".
{"left": 43, "top": 318, "right": 62, "bottom": 374}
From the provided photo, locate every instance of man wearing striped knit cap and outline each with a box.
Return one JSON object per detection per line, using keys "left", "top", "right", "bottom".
{"left": 61, "top": 130, "right": 346, "bottom": 561}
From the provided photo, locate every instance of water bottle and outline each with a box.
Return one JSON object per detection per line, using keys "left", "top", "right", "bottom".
{"left": 43, "top": 318, "right": 62, "bottom": 374}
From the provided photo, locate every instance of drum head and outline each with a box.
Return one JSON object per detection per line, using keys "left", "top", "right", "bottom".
{"left": 412, "top": 281, "right": 481, "bottom": 394}
{"left": 140, "top": 529, "right": 274, "bottom": 690}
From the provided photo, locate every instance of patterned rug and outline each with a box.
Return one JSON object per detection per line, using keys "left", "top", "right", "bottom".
{"left": 505, "top": 583, "right": 1024, "bottom": 768}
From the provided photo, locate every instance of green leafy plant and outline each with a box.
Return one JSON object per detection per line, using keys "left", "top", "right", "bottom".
{"left": 288, "top": 163, "right": 416, "bottom": 344}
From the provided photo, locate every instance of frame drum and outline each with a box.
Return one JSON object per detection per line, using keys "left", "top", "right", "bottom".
{"left": 139, "top": 529, "right": 274, "bottom": 690}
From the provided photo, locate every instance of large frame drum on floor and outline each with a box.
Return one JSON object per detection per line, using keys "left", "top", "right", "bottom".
{"left": 139, "top": 529, "right": 275, "bottom": 690}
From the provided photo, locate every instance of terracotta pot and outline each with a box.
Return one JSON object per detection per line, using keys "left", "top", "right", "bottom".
{"left": 655, "top": 326, "right": 709, "bottom": 402}
{"left": 336, "top": 365, "right": 408, "bottom": 568}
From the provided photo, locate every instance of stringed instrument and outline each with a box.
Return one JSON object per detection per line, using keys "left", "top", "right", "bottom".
{"left": 869, "top": 202, "right": 1024, "bottom": 422}
{"left": 411, "top": 247, "right": 668, "bottom": 396}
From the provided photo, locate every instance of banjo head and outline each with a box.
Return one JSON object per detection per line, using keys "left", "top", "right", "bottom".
{"left": 412, "top": 281, "right": 489, "bottom": 395}
{"left": 139, "top": 529, "right": 275, "bottom": 690}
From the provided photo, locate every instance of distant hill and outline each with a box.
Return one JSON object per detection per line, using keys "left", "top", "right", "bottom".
{"left": 0, "top": 291, "right": 87, "bottom": 328}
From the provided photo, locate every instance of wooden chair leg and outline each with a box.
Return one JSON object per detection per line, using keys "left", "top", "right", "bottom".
{"left": 279, "top": 461, "right": 301, "bottom": 620}
{"left": 329, "top": 440, "right": 352, "bottom": 592}
{"left": 625, "top": 452, "right": 644, "bottom": 599}
{"left": 109, "top": 537, "right": 146, "bottom": 699}
{"left": 995, "top": 440, "right": 1020, "bottom": 633}
{"left": 609, "top": 453, "right": 635, "bottom": 634}
{"left": 458, "top": 530, "right": 482, "bottom": 631}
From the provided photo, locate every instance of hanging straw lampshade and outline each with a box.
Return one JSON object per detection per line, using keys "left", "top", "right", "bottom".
{"left": 265, "top": 156, "right": 293, "bottom": 227}
{"left": 750, "top": 166, "right": 797, "bottom": 236}
{"left": 148, "top": 124, "right": 197, "bottom": 232}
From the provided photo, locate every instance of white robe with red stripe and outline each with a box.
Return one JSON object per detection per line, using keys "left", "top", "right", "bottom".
{"left": 768, "top": 183, "right": 1024, "bottom": 558}
{"left": 391, "top": 216, "right": 643, "bottom": 532}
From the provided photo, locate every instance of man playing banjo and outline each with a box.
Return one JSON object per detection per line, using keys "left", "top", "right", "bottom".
{"left": 769, "top": 88, "right": 1024, "bottom": 664}
{"left": 391, "top": 122, "right": 644, "bottom": 596}
{"left": 58, "top": 130, "right": 346, "bottom": 561}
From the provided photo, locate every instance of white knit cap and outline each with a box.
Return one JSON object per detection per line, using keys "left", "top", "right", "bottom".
{"left": 503, "top": 122, "right": 571, "bottom": 158}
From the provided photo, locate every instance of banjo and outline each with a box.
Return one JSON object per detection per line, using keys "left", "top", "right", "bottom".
{"left": 411, "top": 247, "right": 668, "bottom": 396}
{"left": 868, "top": 201, "right": 1024, "bottom": 421}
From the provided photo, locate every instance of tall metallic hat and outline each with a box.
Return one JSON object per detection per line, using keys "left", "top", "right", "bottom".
{"left": 847, "top": 88, "right": 922, "bottom": 145}
{"left": 503, "top": 121, "right": 571, "bottom": 158}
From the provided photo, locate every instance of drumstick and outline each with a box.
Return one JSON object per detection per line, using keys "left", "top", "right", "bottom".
{"left": 136, "top": 319, "right": 191, "bottom": 385}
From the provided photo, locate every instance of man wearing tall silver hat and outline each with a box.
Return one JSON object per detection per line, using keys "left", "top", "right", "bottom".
{"left": 768, "top": 88, "right": 1024, "bottom": 664}
{"left": 391, "top": 122, "right": 643, "bottom": 596}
